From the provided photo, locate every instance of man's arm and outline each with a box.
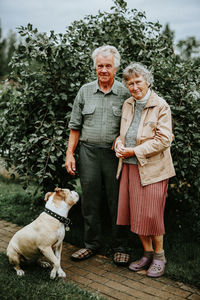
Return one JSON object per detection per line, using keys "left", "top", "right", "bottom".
{"left": 65, "top": 129, "right": 80, "bottom": 176}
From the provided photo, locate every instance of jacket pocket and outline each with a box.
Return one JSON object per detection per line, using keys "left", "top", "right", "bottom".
{"left": 146, "top": 152, "right": 164, "bottom": 162}
{"left": 141, "top": 121, "right": 156, "bottom": 138}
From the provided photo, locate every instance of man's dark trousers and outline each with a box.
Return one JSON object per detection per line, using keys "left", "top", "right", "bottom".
{"left": 79, "top": 142, "right": 121, "bottom": 251}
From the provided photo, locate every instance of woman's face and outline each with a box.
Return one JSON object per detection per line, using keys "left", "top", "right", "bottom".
{"left": 127, "top": 74, "right": 149, "bottom": 100}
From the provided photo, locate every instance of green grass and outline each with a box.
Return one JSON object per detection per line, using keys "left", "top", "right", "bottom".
{"left": 0, "top": 175, "right": 200, "bottom": 289}
{"left": 0, "top": 253, "right": 106, "bottom": 300}
{"left": 164, "top": 235, "right": 200, "bottom": 287}
{"left": 0, "top": 176, "right": 43, "bottom": 226}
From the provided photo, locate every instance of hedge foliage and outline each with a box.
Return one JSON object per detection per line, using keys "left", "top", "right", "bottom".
{"left": 0, "top": 0, "right": 199, "bottom": 237}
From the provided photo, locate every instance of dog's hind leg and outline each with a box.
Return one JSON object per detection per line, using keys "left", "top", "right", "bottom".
{"left": 40, "top": 246, "right": 60, "bottom": 279}
{"left": 7, "top": 247, "right": 25, "bottom": 276}
{"left": 37, "top": 257, "right": 51, "bottom": 269}
{"left": 37, "top": 259, "right": 51, "bottom": 268}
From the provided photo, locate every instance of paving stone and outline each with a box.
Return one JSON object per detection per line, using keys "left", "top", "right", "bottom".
{"left": 105, "top": 279, "right": 160, "bottom": 300}
{"left": 89, "top": 282, "right": 138, "bottom": 300}
{"left": 68, "top": 265, "right": 90, "bottom": 276}
{"left": 167, "top": 295, "right": 190, "bottom": 300}
{"left": 86, "top": 272, "right": 109, "bottom": 284}
{"left": 0, "top": 246, "right": 7, "bottom": 252}
{"left": 67, "top": 270, "right": 93, "bottom": 286}
{"left": 162, "top": 284, "right": 191, "bottom": 298}
{"left": 120, "top": 267, "right": 143, "bottom": 279}
{"left": 124, "top": 279, "right": 171, "bottom": 299}
{"left": 0, "top": 240, "right": 8, "bottom": 251}
{"left": 157, "top": 275, "right": 180, "bottom": 286}
{"left": 178, "top": 283, "right": 200, "bottom": 295}
{"left": 98, "top": 262, "right": 122, "bottom": 273}
{"left": 102, "top": 271, "right": 127, "bottom": 283}
{"left": 0, "top": 235, "right": 11, "bottom": 243}
{"left": 81, "top": 264, "right": 106, "bottom": 276}
{"left": 188, "top": 295, "right": 200, "bottom": 300}
{"left": 140, "top": 276, "right": 168, "bottom": 289}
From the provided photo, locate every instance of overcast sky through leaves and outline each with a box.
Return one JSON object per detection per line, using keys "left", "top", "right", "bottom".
{"left": 1, "top": 0, "right": 200, "bottom": 43}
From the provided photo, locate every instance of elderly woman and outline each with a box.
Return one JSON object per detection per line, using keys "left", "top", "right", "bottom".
{"left": 115, "top": 62, "right": 175, "bottom": 277}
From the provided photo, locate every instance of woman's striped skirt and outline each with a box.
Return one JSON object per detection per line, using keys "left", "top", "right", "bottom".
{"left": 117, "top": 164, "right": 168, "bottom": 236}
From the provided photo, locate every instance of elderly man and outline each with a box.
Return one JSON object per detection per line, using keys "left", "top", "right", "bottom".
{"left": 65, "top": 45, "right": 130, "bottom": 264}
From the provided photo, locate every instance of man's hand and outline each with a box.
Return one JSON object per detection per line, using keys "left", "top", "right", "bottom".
{"left": 65, "top": 152, "right": 76, "bottom": 176}
{"left": 65, "top": 129, "right": 80, "bottom": 176}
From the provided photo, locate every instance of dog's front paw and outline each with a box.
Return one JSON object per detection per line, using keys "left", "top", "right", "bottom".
{"left": 50, "top": 269, "right": 57, "bottom": 279}
{"left": 58, "top": 268, "right": 66, "bottom": 278}
{"left": 16, "top": 269, "right": 25, "bottom": 277}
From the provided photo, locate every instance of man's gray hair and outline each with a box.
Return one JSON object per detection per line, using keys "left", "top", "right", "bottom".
{"left": 122, "top": 62, "right": 154, "bottom": 87}
{"left": 92, "top": 45, "right": 120, "bottom": 68}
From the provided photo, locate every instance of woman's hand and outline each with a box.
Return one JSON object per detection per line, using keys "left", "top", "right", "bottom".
{"left": 115, "top": 142, "right": 135, "bottom": 159}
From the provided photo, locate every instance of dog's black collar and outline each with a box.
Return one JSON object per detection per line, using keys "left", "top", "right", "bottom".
{"left": 44, "top": 207, "right": 71, "bottom": 228}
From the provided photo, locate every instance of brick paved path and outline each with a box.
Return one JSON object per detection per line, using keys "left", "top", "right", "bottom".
{"left": 0, "top": 219, "right": 200, "bottom": 300}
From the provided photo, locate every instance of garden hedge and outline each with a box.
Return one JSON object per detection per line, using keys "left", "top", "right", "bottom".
{"left": 0, "top": 0, "right": 199, "bottom": 239}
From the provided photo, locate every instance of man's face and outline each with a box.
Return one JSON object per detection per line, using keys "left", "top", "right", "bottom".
{"left": 95, "top": 53, "right": 117, "bottom": 86}
{"left": 127, "top": 74, "right": 149, "bottom": 100}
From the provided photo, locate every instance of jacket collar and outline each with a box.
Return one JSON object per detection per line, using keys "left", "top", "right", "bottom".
{"left": 126, "top": 90, "right": 160, "bottom": 108}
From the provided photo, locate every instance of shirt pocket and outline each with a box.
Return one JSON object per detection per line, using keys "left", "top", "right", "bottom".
{"left": 112, "top": 106, "right": 122, "bottom": 117}
{"left": 141, "top": 121, "right": 156, "bottom": 138}
{"left": 82, "top": 105, "right": 96, "bottom": 126}
{"left": 109, "top": 106, "right": 122, "bottom": 129}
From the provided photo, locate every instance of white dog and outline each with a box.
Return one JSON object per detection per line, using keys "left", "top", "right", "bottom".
{"left": 7, "top": 187, "right": 79, "bottom": 279}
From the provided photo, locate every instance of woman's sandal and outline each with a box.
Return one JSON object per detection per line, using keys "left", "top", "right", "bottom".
{"left": 129, "top": 256, "right": 152, "bottom": 271}
{"left": 146, "top": 259, "right": 166, "bottom": 277}
{"left": 71, "top": 248, "right": 95, "bottom": 261}
{"left": 113, "top": 252, "right": 130, "bottom": 266}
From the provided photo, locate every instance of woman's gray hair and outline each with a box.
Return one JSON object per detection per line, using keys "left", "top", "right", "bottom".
{"left": 92, "top": 45, "right": 120, "bottom": 68}
{"left": 122, "top": 62, "right": 154, "bottom": 87}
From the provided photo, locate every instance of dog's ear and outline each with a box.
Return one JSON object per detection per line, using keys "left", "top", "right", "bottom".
{"left": 54, "top": 187, "right": 62, "bottom": 193}
{"left": 44, "top": 192, "right": 53, "bottom": 202}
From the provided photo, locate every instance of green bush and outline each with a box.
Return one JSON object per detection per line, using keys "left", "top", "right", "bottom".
{"left": 0, "top": 0, "right": 199, "bottom": 238}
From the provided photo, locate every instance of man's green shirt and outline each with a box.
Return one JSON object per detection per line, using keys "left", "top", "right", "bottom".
{"left": 69, "top": 80, "right": 130, "bottom": 147}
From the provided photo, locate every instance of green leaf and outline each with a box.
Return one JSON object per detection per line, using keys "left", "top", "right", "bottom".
{"left": 48, "top": 164, "right": 56, "bottom": 171}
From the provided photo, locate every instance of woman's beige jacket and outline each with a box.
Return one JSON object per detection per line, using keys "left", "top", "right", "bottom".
{"left": 116, "top": 90, "right": 176, "bottom": 186}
